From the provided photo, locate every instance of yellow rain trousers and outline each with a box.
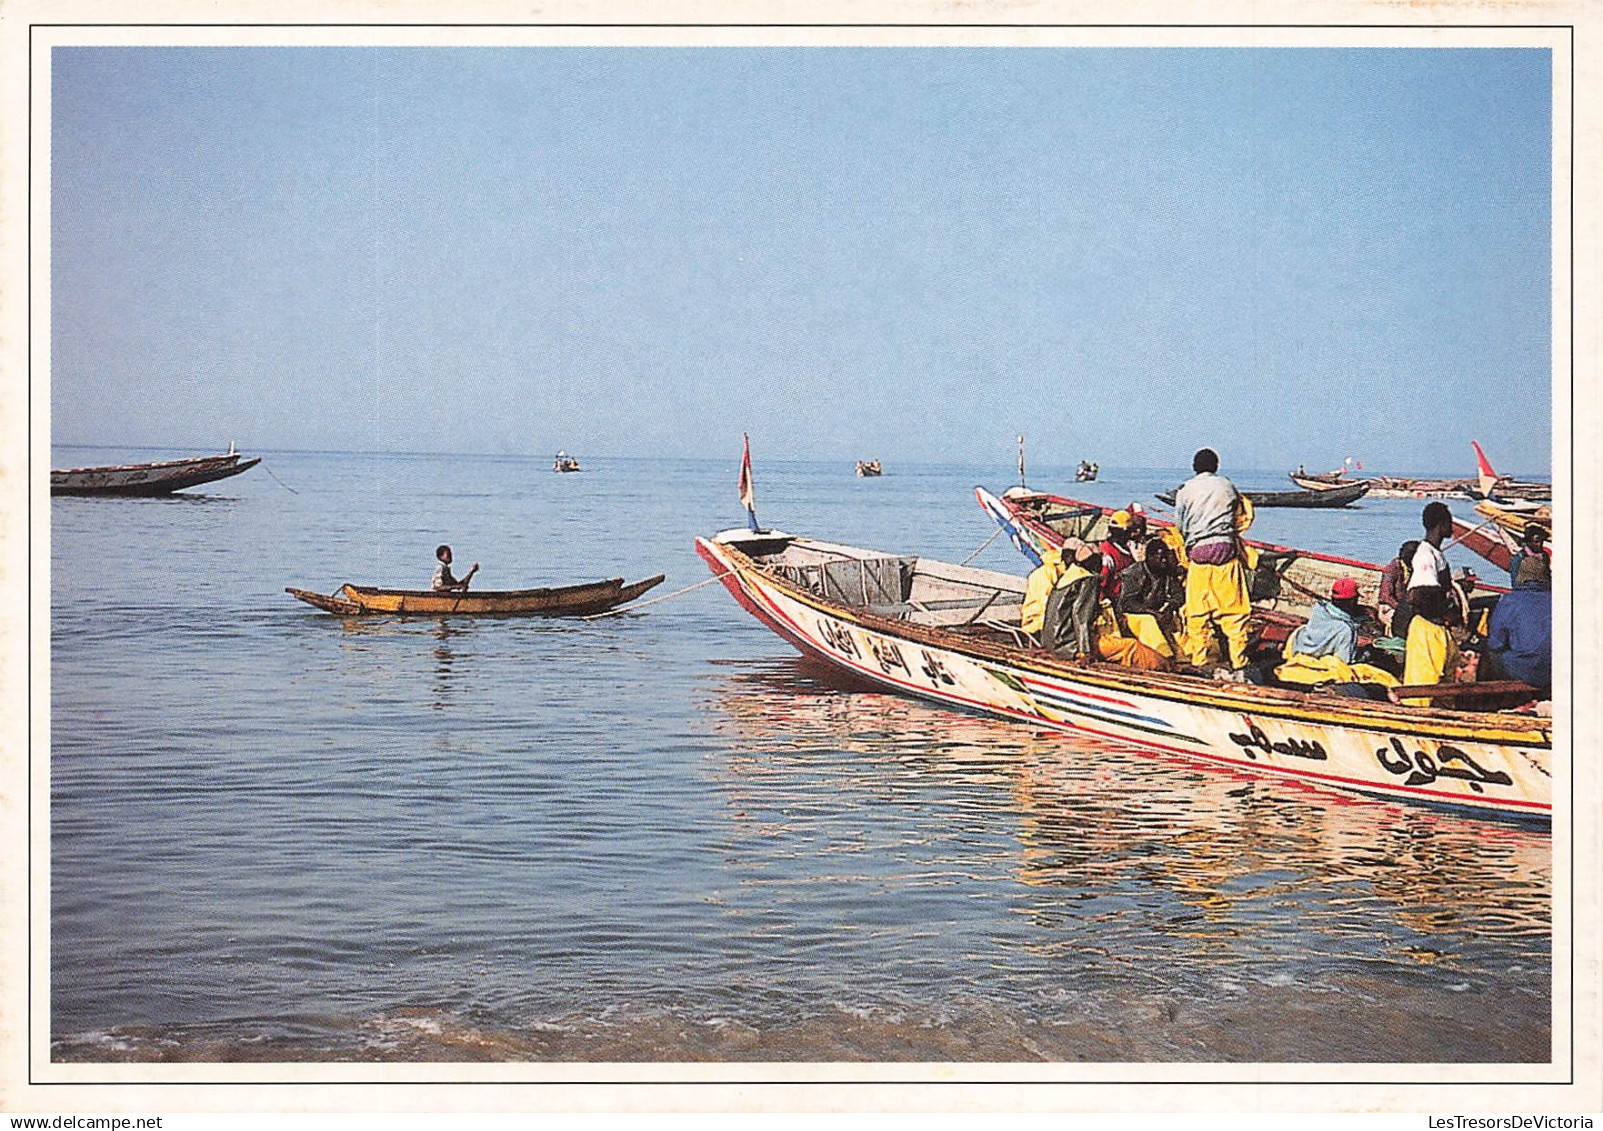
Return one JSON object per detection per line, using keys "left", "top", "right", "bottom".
{"left": 1122, "top": 612, "right": 1176, "bottom": 658}
{"left": 1096, "top": 633, "right": 1172, "bottom": 671}
{"left": 1179, "top": 495, "right": 1257, "bottom": 670}
{"left": 1184, "top": 559, "right": 1251, "bottom": 670}
{"left": 1094, "top": 602, "right": 1174, "bottom": 671}
{"left": 1402, "top": 617, "right": 1458, "bottom": 707}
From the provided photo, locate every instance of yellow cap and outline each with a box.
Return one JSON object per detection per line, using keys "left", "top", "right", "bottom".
{"left": 1109, "top": 510, "right": 1133, "bottom": 530}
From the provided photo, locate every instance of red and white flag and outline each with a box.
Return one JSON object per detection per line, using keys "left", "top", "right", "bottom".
{"left": 738, "top": 433, "right": 758, "bottom": 529}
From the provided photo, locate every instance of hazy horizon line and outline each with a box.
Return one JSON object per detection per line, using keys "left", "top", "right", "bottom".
{"left": 46, "top": 440, "right": 1554, "bottom": 481}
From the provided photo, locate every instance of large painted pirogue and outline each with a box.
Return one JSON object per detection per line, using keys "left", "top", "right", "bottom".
{"left": 695, "top": 516, "right": 1550, "bottom": 823}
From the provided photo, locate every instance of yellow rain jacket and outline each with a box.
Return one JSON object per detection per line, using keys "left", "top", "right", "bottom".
{"left": 1235, "top": 495, "right": 1259, "bottom": 570}
{"left": 1054, "top": 561, "right": 1097, "bottom": 592}
{"left": 1021, "top": 548, "right": 1065, "bottom": 635}
{"left": 1402, "top": 616, "right": 1458, "bottom": 706}
{"left": 1160, "top": 526, "right": 1188, "bottom": 568}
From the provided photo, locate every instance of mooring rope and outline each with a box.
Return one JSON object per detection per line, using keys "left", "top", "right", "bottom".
{"left": 263, "top": 463, "right": 299, "bottom": 494}
{"left": 959, "top": 525, "right": 1005, "bottom": 566}
{"left": 579, "top": 566, "right": 753, "bottom": 621}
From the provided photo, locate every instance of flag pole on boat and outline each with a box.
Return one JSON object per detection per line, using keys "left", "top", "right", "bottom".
{"left": 739, "top": 432, "right": 759, "bottom": 532}
{"left": 1017, "top": 435, "right": 1026, "bottom": 489}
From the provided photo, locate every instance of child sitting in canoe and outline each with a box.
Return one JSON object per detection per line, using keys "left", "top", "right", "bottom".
{"left": 432, "top": 545, "right": 479, "bottom": 592}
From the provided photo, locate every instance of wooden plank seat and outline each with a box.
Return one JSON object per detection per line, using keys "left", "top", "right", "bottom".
{"left": 1039, "top": 507, "right": 1103, "bottom": 524}
{"left": 1395, "top": 680, "right": 1541, "bottom": 711}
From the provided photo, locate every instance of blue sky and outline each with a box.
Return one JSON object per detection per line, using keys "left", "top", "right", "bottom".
{"left": 51, "top": 47, "right": 1553, "bottom": 475}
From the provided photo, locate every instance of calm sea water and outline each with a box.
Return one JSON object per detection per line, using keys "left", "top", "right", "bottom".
{"left": 48, "top": 448, "right": 1550, "bottom": 1063}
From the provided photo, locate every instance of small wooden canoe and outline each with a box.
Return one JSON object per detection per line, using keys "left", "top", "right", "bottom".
{"left": 1157, "top": 480, "right": 1369, "bottom": 509}
{"left": 286, "top": 574, "right": 665, "bottom": 617}
{"left": 1474, "top": 499, "right": 1552, "bottom": 537}
{"left": 52, "top": 451, "right": 261, "bottom": 496}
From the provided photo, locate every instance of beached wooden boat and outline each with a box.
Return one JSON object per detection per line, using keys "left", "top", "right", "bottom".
{"left": 1289, "top": 472, "right": 1474, "bottom": 500}
{"left": 975, "top": 487, "right": 1506, "bottom": 625}
{"left": 1159, "top": 481, "right": 1369, "bottom": 509}
{"left": 51, "top": 450, "right": 261, "bottom": 496}
{"left": 286, "top": 574, "right": 664, "bottom": 617}
{"left": 696, "top": 528, "right": 1548, "bottom": 822}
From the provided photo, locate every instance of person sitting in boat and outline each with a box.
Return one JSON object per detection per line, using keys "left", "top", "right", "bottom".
{"left": 1020, "top": 544, "right": 1067, "bottom": 645}
{"left": 1285, "top": 577, "right": 1361, "bottom": 662}
{"left": 1115, "top": 537, "right": 1185, "bottom": 658}
{"left": 1399, "top": 583, "right": 1465, "bottom": 706}
{"left": 1097, "top": 510, "right": 1138, "bottom": 600}
{"left": 1449, "top": 567, "right": 1491, "bottom": 639}
{"left": 1280, "top": 592, "right": 1402, "bottom": 698}
{"left": 1274, "top": 579, "right": 1398, "bottom": 700}
{"left": 1041, "top": 539, "right": 1099, "bottom": 658}
{"left": 1508, "top": 522, "right": 1550, "bottom": 588}
{"left": 1378, "top": 540, "right": 1419, "bottom": 638}
{"left": 1125, "top": 503, "right": 1149, "bottom": 546}
{"left": 1481, "top": 555, "right": 1551, "bottom": 695}
{"left": 1173, "top": 448, "right": 1257, "bottom": 681}
{"left": 1041, "top": 539, "right": 1171, "bottom": 672}
{"left": 432, "top": 544, "right": 479, "bottom": 592}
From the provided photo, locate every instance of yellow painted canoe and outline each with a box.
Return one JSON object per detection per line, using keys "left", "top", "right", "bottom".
{"left": 1474, "top": 500, "right": 1551, "bottom": 536}
{"left": 287, "top": 574, "right": 664, "bottom": 617}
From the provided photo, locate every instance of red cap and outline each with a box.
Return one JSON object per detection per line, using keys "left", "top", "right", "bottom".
{"left": 1331, "top": 578, "right": 1359, "bottom": 600}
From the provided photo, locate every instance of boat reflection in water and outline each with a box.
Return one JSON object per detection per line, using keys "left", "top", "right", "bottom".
{"left": 699, "top": 655, "right": 1549, "bottom": 1062}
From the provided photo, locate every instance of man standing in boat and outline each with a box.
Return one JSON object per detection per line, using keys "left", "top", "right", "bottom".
{"left": 1406, "top": 502, "right": 1454, "bottom": 620}
{"left": 1173, "top": 448, "right": 1255, "bottom": 680}
{"left": 1398, "top": 503, "right": 1467, "bottom": 704}
{"left": 432, "top": 545, "right": 479, "bottom": 592}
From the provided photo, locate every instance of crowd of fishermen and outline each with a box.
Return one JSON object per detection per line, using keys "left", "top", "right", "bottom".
{"left": 1020, "top": 448, "right": 1552, "bottom": 709}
